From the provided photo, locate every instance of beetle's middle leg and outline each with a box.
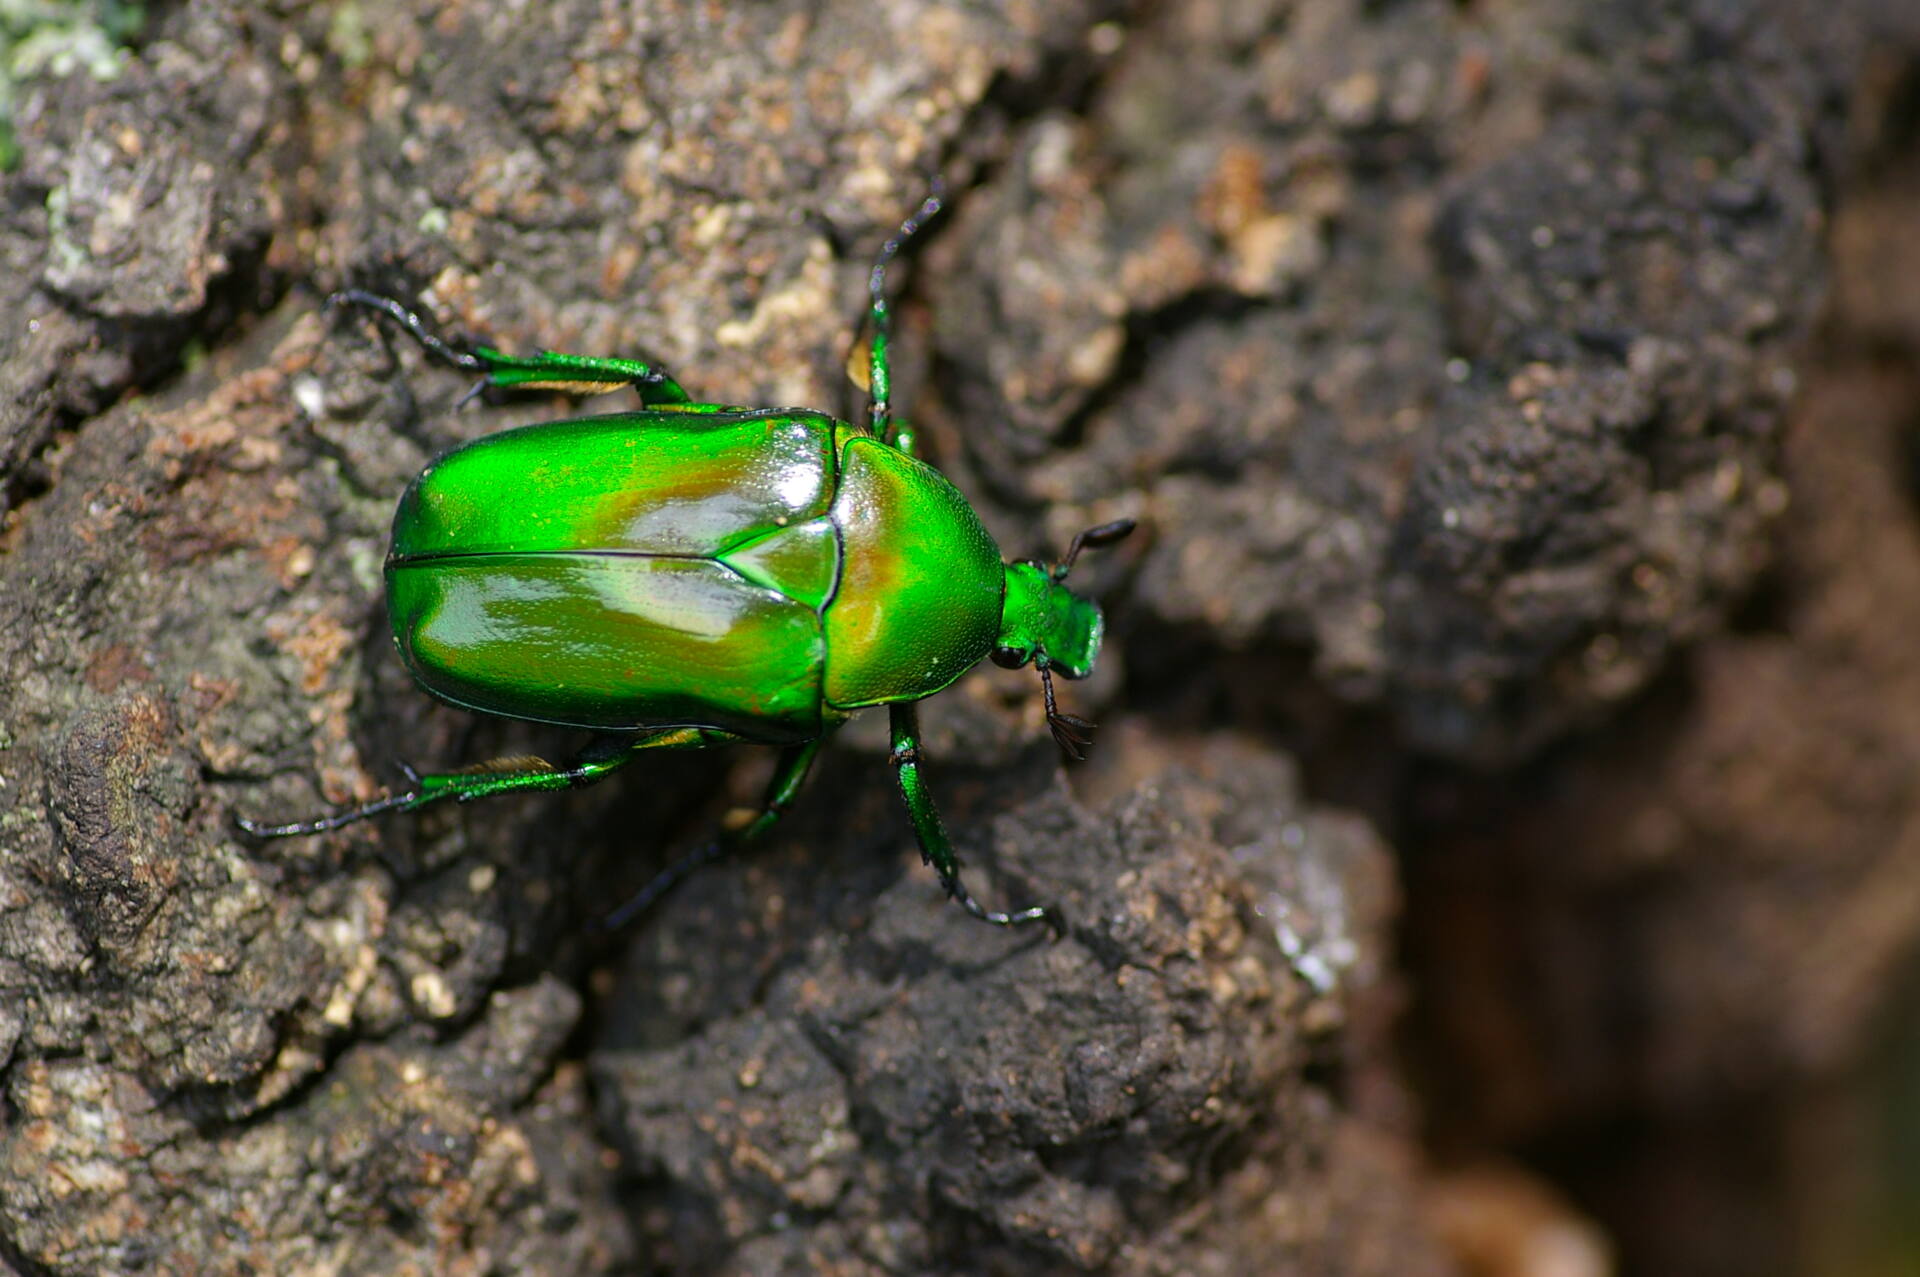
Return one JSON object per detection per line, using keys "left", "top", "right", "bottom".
{"left": 329, "top": 289, "right": 694, "bottom": 407}
{"left": 237, "top": 727, "right": 730, "bottom": 837}
{"left": 888, "top": 701, "right": 1061, "bottom": 932}
{"left": 601, "top": 738, "right": 823, "bottom": 931}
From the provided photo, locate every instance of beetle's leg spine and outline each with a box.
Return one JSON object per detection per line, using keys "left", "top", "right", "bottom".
{"left": 887, "top": 701, "right": 1061, "bottom": 933}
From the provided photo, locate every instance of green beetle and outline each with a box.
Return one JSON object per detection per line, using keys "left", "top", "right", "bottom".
{"left": 243, "top": 192, "right": 1133, "bottom": 930}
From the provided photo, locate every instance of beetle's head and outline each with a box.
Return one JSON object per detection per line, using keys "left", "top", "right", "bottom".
{"left": 993, "top": 519, "right": 1136, "bottom": 759}
{"left": 995, "top": 562, "right": 1104, "bottom": 679}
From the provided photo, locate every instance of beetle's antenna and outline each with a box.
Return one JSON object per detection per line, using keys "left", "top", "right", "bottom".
{"left": 1052, "top": 518, "right": 1138, "bottom": 582}
{"left": 868, "top": 180, "right": 945, "bottom": 441}
{"left": 1037, "top": 660, "right": 1096, "bottom": 762}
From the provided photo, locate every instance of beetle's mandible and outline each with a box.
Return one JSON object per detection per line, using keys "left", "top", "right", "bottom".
{"left": 241, "top": 190, "right": 1135, "bottom": 931}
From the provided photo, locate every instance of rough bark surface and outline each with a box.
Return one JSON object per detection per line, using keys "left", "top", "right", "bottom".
{"left": 1408, "top": 34, "right": 1920, "bottom": 1275}
{"left": 0, "top": 0, "right": 1902, "bottom": 1274}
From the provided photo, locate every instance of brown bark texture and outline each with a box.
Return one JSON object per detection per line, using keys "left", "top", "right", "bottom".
{"left": 0, "top": 0, "right": 1911, "bottom": 1274}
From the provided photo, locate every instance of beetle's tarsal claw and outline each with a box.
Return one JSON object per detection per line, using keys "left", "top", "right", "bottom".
{"left": 455, "top": 378, "right": 490, "bottom": 409}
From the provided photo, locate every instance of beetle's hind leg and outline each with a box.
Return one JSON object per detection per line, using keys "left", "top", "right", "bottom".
{"left": 328, "top": 289, "right": 694, "bottom": 407}
{"left": 888, "top": 701, "right": 1061, "bottom": 933}
{"left": 236, "top": 727, "right": 727, "bottom": 838}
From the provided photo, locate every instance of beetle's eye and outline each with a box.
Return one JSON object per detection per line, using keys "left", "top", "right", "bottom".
{"left": 990, "top": 646, "right": 1027, "bottom": 669}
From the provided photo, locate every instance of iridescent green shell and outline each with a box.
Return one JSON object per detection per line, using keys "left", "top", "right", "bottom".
{"left": 384, "top": 408, "right": 1007, "bottom": 742}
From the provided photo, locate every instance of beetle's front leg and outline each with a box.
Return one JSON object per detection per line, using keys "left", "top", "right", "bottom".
{"left": 863, "top": 185, "right": 943, "bottom": 450}
{"left": 237, "top": 727, "right": 724, "bottom": 837}
{"left": 887, "top": 701, "right": 1060, "bottom": 932}
{"left": 329, "top": 290, "right": 695, "bottom": 407}
{"left": 885, "top": 420, "right": 921, "bottom": 458}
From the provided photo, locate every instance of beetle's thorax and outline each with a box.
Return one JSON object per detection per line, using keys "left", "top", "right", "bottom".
{"left": 996, "top": 561, "right": 1104, "bottom": 679}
